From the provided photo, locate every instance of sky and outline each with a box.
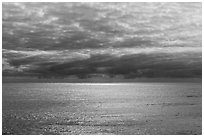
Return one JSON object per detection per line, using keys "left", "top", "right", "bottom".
{"left": 2, "top": 2, "right": 202, "bottom": 80}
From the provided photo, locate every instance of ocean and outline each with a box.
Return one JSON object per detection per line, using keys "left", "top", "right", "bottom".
{"left": 2, "top": 82, "right": 202, "bottom": 135}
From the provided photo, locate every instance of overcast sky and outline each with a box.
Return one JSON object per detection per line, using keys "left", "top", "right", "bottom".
{"left": 2, "top": 3, "right": 202, "bottom": 79}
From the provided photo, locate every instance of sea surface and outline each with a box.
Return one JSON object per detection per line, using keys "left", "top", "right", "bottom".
{"left": 2, "top": 82, "right": 202, "bottom": 135}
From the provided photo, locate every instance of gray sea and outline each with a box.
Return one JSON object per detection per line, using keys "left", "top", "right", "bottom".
{"left": 2, "top": 82, "right": 202, "bottom": 135}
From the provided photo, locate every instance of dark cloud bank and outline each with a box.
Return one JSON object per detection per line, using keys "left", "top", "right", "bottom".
{"left": 2, "top": 3, "right": 202, "bottom": 82}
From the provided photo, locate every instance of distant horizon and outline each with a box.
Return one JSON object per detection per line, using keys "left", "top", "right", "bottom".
{"left": 3, "top": 76, "right": 202, "bottom": 83}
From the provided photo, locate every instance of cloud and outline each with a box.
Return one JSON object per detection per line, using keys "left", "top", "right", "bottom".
{"left": 2, "top": 3, "right": 202, "bottom": 79}
{"left": 3, "top": 47, "right": 202, "bottom": 78}
{"left": 3, "top": 3, "right": 201, "bottom": 49}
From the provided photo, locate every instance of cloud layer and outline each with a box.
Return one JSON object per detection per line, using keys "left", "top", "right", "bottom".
{"left": 2, "top": 3, "right": 202, "bottom": 79}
